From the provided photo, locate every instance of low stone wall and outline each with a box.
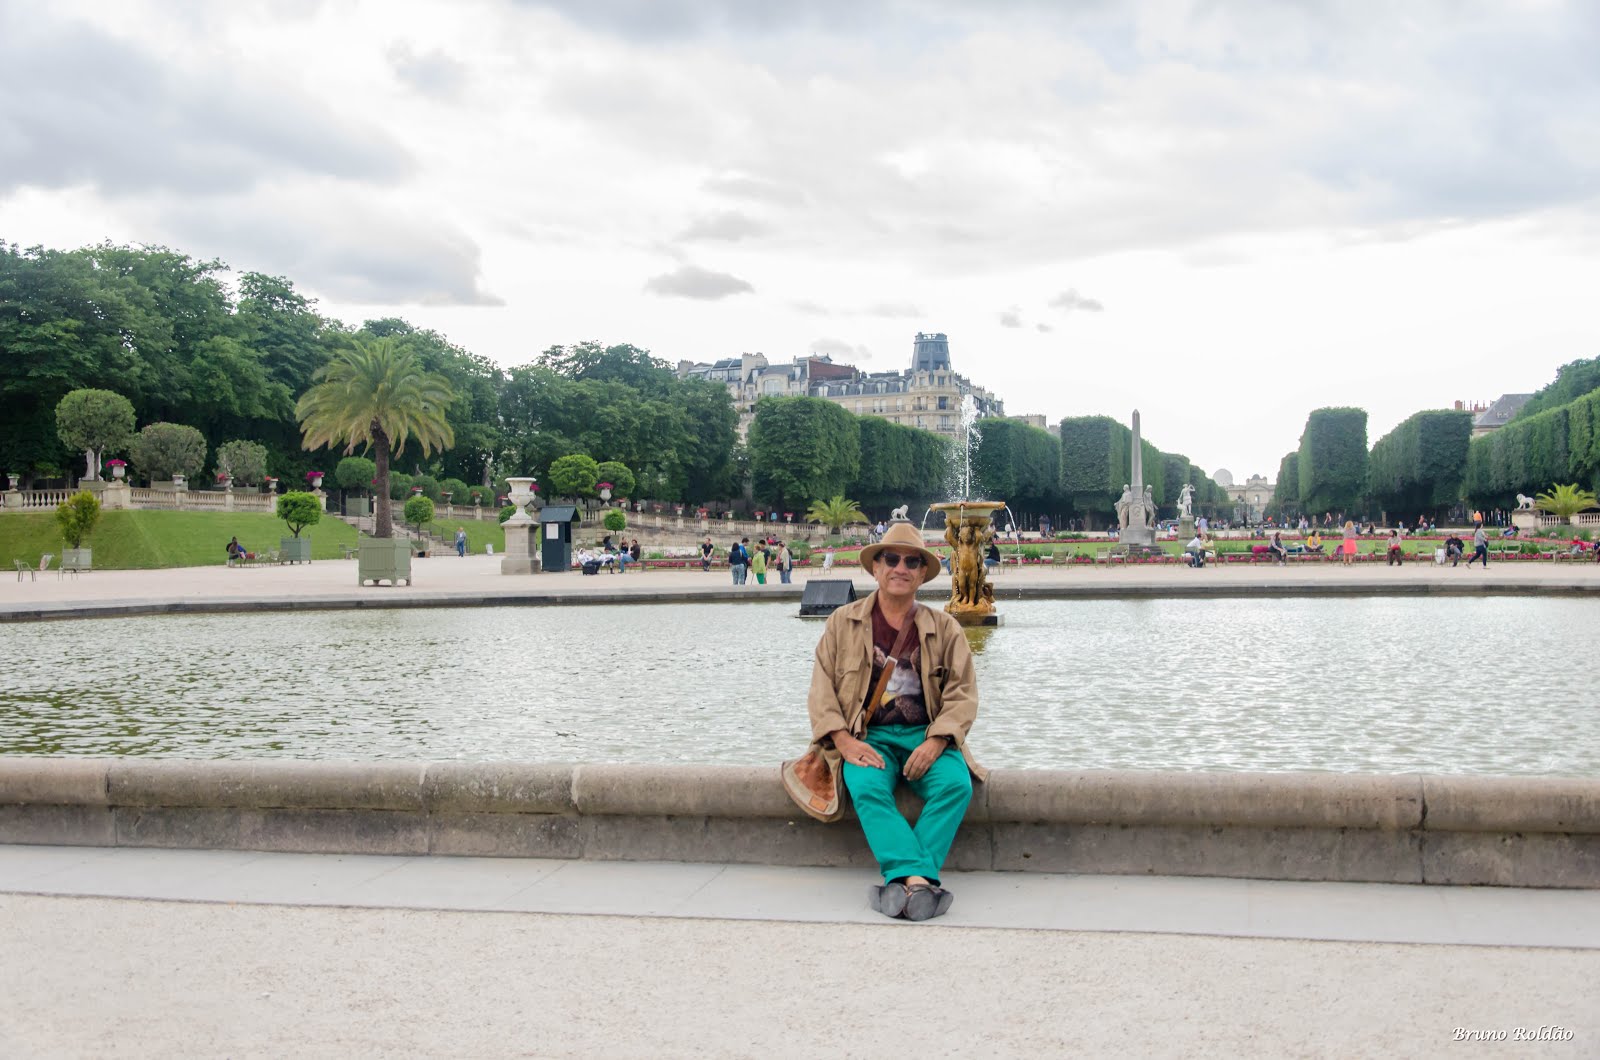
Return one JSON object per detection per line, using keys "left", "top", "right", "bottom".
{"left": 1, "top": 759, "right": 1596, "bottom": 888}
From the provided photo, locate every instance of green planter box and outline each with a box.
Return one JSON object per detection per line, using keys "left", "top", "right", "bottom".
{"left": 358, "top": 536, "right": 412, "bottom": 586}
{"left": 280, "top": 537, "right": 313, "bottom": 564}
{"left": 62, "top": 548, "right": 92, "bottom": 572}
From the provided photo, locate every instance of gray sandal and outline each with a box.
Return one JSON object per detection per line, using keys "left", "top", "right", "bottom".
{"left": 904, "top": 883, "right": 954, "bottom": 922}
{"left": 869, "top": 883, "right": 910, "bottom": 919}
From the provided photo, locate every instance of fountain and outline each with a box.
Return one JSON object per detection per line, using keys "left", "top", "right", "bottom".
{"left": 925, "top": 394, "right": 1005, "bottom": 626}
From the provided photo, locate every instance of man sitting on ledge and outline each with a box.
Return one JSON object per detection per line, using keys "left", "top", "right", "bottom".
{"left": 805, "top": 521, "right": 985, "bottom": 923}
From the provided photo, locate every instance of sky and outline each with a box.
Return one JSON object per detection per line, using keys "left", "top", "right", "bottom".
{"left": 3, "top": 0, "right": 1598, "bottom": 480}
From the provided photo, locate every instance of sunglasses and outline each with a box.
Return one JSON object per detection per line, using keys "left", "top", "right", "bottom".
{"left": 877, "top": 551, "right": 925, "bottom": 570}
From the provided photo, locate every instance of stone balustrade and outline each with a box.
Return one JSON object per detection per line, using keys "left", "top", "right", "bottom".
{"left": 1, "top": 758, "right": 1595, "bottom": 888}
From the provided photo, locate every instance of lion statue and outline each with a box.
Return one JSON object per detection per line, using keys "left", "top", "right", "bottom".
{"left": 1515, "top": 493, "right": 1535, "bottom": 510}
{"left": 889, "top": 504, "right": 910, "bottom": 522}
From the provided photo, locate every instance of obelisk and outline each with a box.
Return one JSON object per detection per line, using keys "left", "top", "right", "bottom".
{"left": 1122, "top": 409, "right": 1156, "bottom": 547}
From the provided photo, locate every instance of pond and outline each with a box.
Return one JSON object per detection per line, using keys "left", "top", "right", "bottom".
{"left": 1, "top": 598, "right": 1594, "bottom": 775}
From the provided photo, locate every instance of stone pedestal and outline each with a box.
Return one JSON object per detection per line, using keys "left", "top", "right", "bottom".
{"left": 1179, "top": 516, "right": 1195, "bottom": 540}
{"left": 500, "top": 477, "right": 541, "bottom": 574}
{"left": 312, "top": 487, "right": 328, "bottom": 511}
{"left": 101, "top": 480, "right": 132, "bottom": 510}
{"left": 1511, "top": 509, "right": 1542, "bottom": 532}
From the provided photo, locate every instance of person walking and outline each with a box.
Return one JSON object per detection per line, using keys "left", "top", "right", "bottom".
{"left": 1466, "top": 523, "right": 1489, "bottom": 567}
{"left": 803, "top": 521, "right": 984, "bottom": 922}
{"left": 729, "top": 538, "right": 747, "bottom": 584}
{"left": 750, "top": 541, "right": 768, "bottom": 584}
{"left": 455, "top": 527, "right": 467, "bottom": 557}
{"left": 776, "top": 540, "right": 793, "bottom": 584}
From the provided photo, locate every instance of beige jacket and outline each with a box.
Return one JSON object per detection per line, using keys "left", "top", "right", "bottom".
{"left": 805, "top": 593, "right": 987, "bottom": 782}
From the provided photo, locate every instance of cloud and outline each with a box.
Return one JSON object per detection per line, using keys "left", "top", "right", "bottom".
{"left": 0, "top": 10, "right": 412, "bottom": 198}
{"left": 702, "top": 174, "right": 808, "bottom": 206}
{"left": 677, "top": 211, "right": 770, "bottom": 242}
{"left": 388, "top": 43, "right": 469, "bottom": 98}
{"left": 998, "top": 306, "right": 1024, "bottom": 328}
{"left": 643, "top": 264, "right": 754, "bottom": 299}
{"left": 1036, "top": 323, "right": 1054, "bottom": 333}
{"left": 859, "top": 300, "right": 923, "bottom": 318}
{"left": 512, "top": 0, "right": 885, "bottom": 42}
{"left": 158, "top": 188, "right": 502, "bottom": 306}
{"left": 789, "top": 299, "right": 830, "bottom": 315}
{"left": 809, "top": 337, "right": 871, "bottom": 362}
{"left": 1048, "top": 288, "right": 1105, "bottom": 312}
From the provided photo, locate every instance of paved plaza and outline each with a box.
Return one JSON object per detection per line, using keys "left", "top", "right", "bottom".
{"left": 4, "top": 551, "right": 1599, "bottom": 621}
{"left": 0, "top": 846, "right": 1596, "bottom": 1056}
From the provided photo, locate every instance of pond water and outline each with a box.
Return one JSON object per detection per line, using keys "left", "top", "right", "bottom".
{"left": 2, "top": 599, "right": 1594, "bottom": 775}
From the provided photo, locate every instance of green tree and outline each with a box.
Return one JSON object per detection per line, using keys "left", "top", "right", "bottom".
{"left": 971, "top": 419, "right": 1062, "bottom": 517}
{"left": 334, "top": 455, "right": 377, "bottom": 493}
{"left": 55, "top": 388, "right": 136, "bottom": 480}
{"left": 403, "top": 494, "right": 435, "bottom": 529}
{"left": 549, "top": 454, "right": 601, "bottom": 498}
{"left": 1535, "top": 483, "right": 1598, "bottom": 518}
{"left": 805, "top": 495, "right": 868, "bottom": 534}
{"left": 295, "top": 336, "right": 456, "bottom": 538}
{"left": 130, "top": 422, "right": 208, "bottom": 482}
{"left": 276, "top": 491, "right": 323, "bottom": 537}
{"left": 1296, "top": 407, "right": 1368, "bottom": 515}
{"left": 216, "top": 439, "right": 269, "bottom": 484}
{"left": 411, "top": 474, "right": 442, "bottom": 501}
{"left": 55, "top": 490, "right": 101, "bottom": 549}
{"left": 595, "top": 461, "right": 636, "bottom": 498}
{"left": 439, "top": 477, "right": 471, "bottom": 503}
{"left": 748, "top": 397, "right": 861, "bottom": 512}
{"left": 602, "top": 508, "right": 628, "bottom": 533}
{"left": 1515, "top": 356, "right": 1600, "bottom": 422}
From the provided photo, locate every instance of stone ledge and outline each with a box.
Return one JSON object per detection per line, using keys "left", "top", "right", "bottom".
{"left": 1, "top": 760, "right": 1596, "bottom": 887}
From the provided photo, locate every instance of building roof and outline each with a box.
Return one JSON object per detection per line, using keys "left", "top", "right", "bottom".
{"left": 1473, "top": 394, "right": 1533, "bottom": 429}
{"left": 537, "top": 505, "right": 579, "bottom": 523}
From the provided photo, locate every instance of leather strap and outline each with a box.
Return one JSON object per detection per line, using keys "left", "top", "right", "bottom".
{"left": 861, "top": 604, "right": 919, "bottom": 733}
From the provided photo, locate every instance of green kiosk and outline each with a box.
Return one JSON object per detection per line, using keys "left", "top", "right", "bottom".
{"left": 539, "top": 505, "right": 581, "bottom": 572}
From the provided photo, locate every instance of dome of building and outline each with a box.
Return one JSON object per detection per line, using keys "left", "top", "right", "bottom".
{"left": 1213, "top": 468, "right": 1234, "bottom": 487}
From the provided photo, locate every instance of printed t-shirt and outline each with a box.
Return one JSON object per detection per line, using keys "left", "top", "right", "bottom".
{"left": 862, "top": 603, "right": 928, "bottom": 727}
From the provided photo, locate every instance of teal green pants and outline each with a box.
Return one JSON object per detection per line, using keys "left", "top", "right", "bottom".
{"left": 842, "top": 724, "right": 974, "bottom": 884}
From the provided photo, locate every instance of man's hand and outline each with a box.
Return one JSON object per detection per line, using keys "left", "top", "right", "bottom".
{"left": 832, "top": 731, "right": 885, "bottom": 770}
{"left": 903, "top": 737, "right": 949, "bottom": 780}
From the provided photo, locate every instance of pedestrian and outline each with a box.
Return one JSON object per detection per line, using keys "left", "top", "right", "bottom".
{"left": 776, "top": 540, "right": 793, "bottom": 584}
{"left": 700, "top": 536, "right": 714, "bottom": 572}
{"left": 750, "top": 541, "right": 768, "bottom": 584}
{"left": 1341, "top": 520, "right": 1357, "bottom": 566}
{"left": 729, "top": 538, "right": 747, "bottom": 584}
{"left": 455, "top": 527, "right": 467, "bottom": 557}
{"left": 801, "top": 521, "right": 984, "bottom": 922}
{"left": 1466, "top": 523, "right": 1489, "bottom": 567}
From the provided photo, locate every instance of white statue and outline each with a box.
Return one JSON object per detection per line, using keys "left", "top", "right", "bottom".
{"left": 1178, "top": 483, "right": 1194, "bottom": 519}
{"left": 1515, "top": 493, "right": 1535, "bottom": 510}
{"left": 889, "top": 504, "right": 910, "bottom": 522}
{"left": 1141, "top": 484, "right": 1156, "bottom": 528}
{"left": 1115, "top": 484, "right": 1134, "bottom": 529}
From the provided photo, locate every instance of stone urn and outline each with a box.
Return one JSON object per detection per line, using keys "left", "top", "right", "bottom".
{"left": 928, "top": 501, "right": 1007, "bottom": 627}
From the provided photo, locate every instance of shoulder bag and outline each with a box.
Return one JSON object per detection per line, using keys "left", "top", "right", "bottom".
{"left": 780, "top": 606, "right": 919, "bottom": 822}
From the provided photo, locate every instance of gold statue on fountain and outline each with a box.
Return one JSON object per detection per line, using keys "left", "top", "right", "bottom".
{"left": 927, "top": 500, "right": 1006, "bottom": 626}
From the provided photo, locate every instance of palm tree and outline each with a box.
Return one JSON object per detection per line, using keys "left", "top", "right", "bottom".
{"left": 1535, "top": 483, "right": 1599, "bottom": 519}
{"left": 295, "top": 338, "right": 455, "bottom": 538}
{"left": 805, "top": 495, "right": 868, "bottom": 535}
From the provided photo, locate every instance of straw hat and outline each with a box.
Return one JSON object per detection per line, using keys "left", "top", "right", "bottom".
{"left": 859, "top": 521, "right": 941, "bottom": 585}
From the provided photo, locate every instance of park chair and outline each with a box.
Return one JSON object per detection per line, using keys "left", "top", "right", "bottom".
{"left": 16, "top": 554, "right": 55, "bottom": 581}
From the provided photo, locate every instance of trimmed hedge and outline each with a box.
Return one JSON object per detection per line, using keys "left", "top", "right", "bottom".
{"left": 971, "top": 418, "right": 1061, "bottom": 512}
{"left": 1465, "top": 387, "right": 1600, "bottom": 506}
{"left": 850, "top": 416, "right": 953, "bottom": 511}
{"left": 1367, "top": 409, "right": 1472, "bottom": 517}
{"left": 1297, "top": 407, "right": 1368, "bottom": 514}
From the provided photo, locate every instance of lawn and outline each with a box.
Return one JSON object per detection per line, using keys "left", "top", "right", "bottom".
{"left": 0, "top": 510, "right": 363, "bottom": 569}
{"left": 420, "top": 518, "right": 511, "bottom": 556}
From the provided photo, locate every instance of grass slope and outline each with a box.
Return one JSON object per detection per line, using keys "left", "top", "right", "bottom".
{"left": 1, "top": 511, "right": 361, "bottom": 569}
